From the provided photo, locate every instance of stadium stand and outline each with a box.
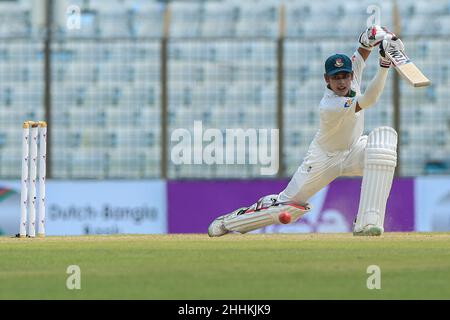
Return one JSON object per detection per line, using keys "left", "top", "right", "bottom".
{"left": 0, "top": 0, "right": 448, "bottom": 178}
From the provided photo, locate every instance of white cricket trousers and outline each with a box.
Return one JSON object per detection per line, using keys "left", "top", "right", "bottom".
{"left": 277, "top": 135, "right": 368, "bottom": 204}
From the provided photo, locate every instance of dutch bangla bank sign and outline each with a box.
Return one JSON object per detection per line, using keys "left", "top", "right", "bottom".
{"left": 45, "top": 181, "right": 167, "bottom": 235}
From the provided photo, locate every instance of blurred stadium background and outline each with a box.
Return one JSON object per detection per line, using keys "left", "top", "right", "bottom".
{"left": 0, "top": 0, "right": 449, "bottom": 235}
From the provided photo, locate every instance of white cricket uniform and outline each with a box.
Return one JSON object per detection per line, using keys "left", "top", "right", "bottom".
{"left": 278, "top": 51, "right": 368, "bottom": 204}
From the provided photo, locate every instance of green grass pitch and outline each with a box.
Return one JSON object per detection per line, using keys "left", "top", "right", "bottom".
{"left": 0, "top": 233, "right": 449, "bottom": 299}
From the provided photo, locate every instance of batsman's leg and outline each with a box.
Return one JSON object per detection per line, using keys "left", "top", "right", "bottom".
{"left": 353, "top": 126, "right": 397, "bottom": 236}
{"left": 208, "top": 143, "right": 340, "bottom": 237}
{"left": 208, "top": 195, "right": 311, "bottom": 237}
{"left": 223, "top": 203, "right": 310, "bottom": 234}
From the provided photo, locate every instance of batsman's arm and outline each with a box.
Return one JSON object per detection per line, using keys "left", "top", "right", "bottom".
{"left": 354, "top": 27, "right": 398, "bottom": 112}
{"left": 357, "top": 47, "right": 371, "bottom": 61}
{"left": 352, "top": 25, "right": 388, "bottom": 94}
{"left": 355, "top": 67, "right": 389, "bottom": 112}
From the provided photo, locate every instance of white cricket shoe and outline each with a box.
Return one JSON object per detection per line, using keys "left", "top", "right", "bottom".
{"left": 208, "top": 207, "right": 247, "bottom": 237}
{"left": 353, "top": 225, "right": 384, "bottom": 236}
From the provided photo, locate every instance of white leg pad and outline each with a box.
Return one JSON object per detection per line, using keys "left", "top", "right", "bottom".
{"left": 354, "top": 126, "right": 397, "bottom": 233}
{"left": 223, "top": 203, "right": 310, "bottom": 234}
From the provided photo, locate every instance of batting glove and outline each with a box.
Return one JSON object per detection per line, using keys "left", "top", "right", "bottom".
{"left": 379, "top": 35, "right": 405, "bottom": 68}
{"left": 358, "top": 25, "right": 395, "bottom": 51}
{"left": 379, "top": 47, "right": 392, "bottom": 68}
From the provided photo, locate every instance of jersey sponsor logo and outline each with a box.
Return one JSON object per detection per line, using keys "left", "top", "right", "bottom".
{"left": 334, "top": 58, "right": 344, "bottom": 67}
{"left": 344, "top": 98, "right": 353, "bottom": 108}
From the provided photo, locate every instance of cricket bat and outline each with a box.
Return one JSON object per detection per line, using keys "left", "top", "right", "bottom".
{"left": 385, "top": 47, "right": 431, "bottom": 87}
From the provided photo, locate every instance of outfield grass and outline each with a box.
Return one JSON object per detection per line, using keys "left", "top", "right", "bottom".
{"left": 0, "top": 233, "right": 449, "bottom": 299}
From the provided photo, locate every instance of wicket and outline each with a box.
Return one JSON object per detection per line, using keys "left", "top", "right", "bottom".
{"left": 18, "top": 121, "right": 47, "bottom": 238}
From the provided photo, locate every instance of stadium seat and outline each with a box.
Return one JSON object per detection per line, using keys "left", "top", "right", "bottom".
{"left": 0, "top": 147, "right": 22, "bottom": 178}
{"left": 52, "top": 129, "right": 82, "bottom": 148}
{"left": 132, "top": 15, "right": 164, "bottom": 38}
{"left": 169, "top": 1, "right": 202, "bottom": 38}
{"left": 68, "top": 108, "right": 106, "bottom": 127}
{"left": 287, "top": 130, "right": 303, "bottom": 147}
{"left": 51, "top": 84, "right": 85, "bottom": 108}
{"left": 105, "top": 148, "right": 149, "bottom": 178}
{"left": 169, "top": 61, "right": 204, "bottom": 84}
{"left": 232, "top": 0, "right": 279, "bottom": 38}
{"left": 136, "top": 42, "right": 161, "bottom": 60}
{"left": 285, "top": 0, "right": 311, "bottom": 37}
{"left": 285, "top": 86, "right": 300, "bottom": 108}
{"left": 136, "top": 109, "right": 160, "bottom": 133}
{"left": 8, "top": 84, "right": 44, "bottom": 109}
{"left": 105, "top": 108, "right": 139, "bottom": 127}
{"left": 65, "top": 42, "right": 109, "bottom": 62}
{"left": 438, "top": 15, "right": 450, "bottom": 35}
{"left": 0, "top": 86, "right": 13, "bottom": 107}
{"left": 201, "top": 1, "right": 236, "bottom": 37}
{"left": 411, "top": 0, "right": 450, "bottom": 15}
{"left": 51, "top": 150, "right": 72, "bottom": 178}
{"left": 75, "top": 127, "right": 115, "bottom": 148}
{"left": 97, "top": 13, "right": 131, "bottom": 38}
{"left": 0, "top": 7, "right": 31, "bottom": 37}
{"left": 64, "top": 62, "right": 99, "bottom": 84}
{"left": 97, "top": 63, "right": 135, "bottom": 83}
{"left": 396, "top": 0, "right": 416, "bottom": 17}
{"left": 309, "top": 1, "right": 343, "bottom": 17}
{"left": 105, "top": 129, "right": 155, "bottom": 148}
{"left": 340, "top": 1, "right": 369, "bottom": 15}
{"left": 401, "top": 158, "right": 424, "bottom": 176}
{"left": 51, "top": 128, "right": 70, "bottom": 147}
{"left": 302, "top": 17, "right": 339, "bottom": 37}
{"left": 260, "top": 84, "right": 276, "bottom": 104}
{"left": 87, "top": 85, "right": 124, "bottom": 107}
{"left": 63, "top": 10, "right": 99, "bottom": 38}
{"left": 338, "top": 16, "right": 368, "bottom": 37}
{"left": 437, "top": 83, "right": 450, "bottom": 104}
{"left": 169, "top": 83, "right": 193, "bottom": 107}
{"left": 404, "top": 15, "right": 440, "bottom": 36}
{"left": 130, "top": 85, "right": 160, "bottom": 108}
{"left": 133, "top": 62, "right": 159, "bottom": 83}
{"left": 67, "top": 149, "right": 108, "bottom": 179}
{"left": 0, "top": 129, "right": 11, "bottom": 148}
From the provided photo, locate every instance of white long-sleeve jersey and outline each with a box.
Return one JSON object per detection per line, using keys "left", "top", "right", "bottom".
{"left": 312, "top": 50, "right": 366, "bottom": 153}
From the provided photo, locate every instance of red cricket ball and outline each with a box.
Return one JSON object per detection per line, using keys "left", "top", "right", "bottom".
{"left": 278, "top": 212, "right": 291, "bottom": 224}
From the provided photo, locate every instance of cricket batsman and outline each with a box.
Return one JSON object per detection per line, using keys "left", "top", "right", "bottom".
{"left": 208, "top": 25, "right": 405, "bottom": 237}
